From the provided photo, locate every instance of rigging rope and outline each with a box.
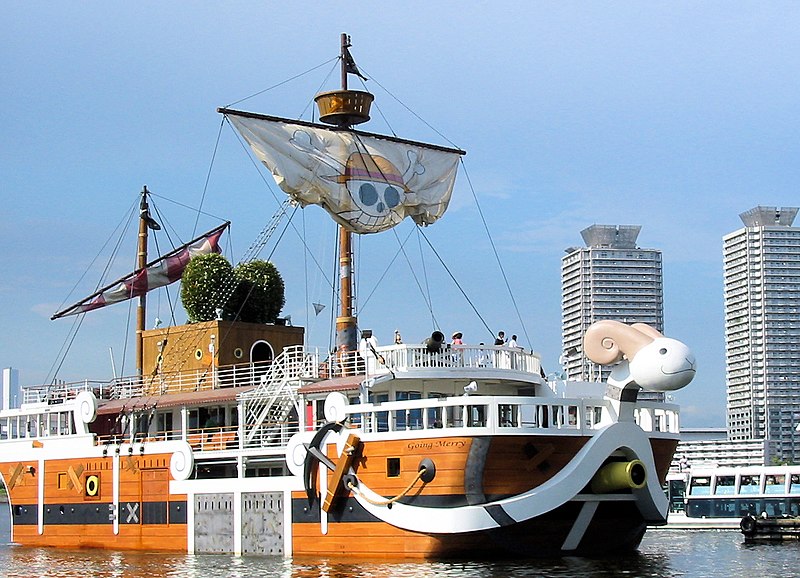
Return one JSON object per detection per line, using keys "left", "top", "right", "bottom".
{"left": 224, "top": 57, "right": 339, "bottom": 109}
{"left": 418, "top": 228, "right": 494, "bottom": 339}
{"left": 458, "top": 157, "right": 532, "bottom": 349}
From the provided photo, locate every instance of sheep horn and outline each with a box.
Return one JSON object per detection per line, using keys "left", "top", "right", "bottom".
{"left": 631, "top": 323, "right": 663, "bottom": 339}
{"left": 583, "top": 320, "right": 655, "bottom": 365}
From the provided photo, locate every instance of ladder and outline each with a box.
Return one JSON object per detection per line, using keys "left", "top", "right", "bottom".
{"left": 240, "top": 345, "right": 319, "bottom": 447}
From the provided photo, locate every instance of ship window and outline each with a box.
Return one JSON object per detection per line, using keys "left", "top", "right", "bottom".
{"left": 711, "top": 499, "right": 737, "bottom": 517}
{"left": 765, "top": 475, "right": 786, "bottom": 494}
{"left": 714, "top": 476, "right": 735, "bottom": 495}
{"left": 736, "top": 499, "right": 760, "bottom": 516}
{"left": 790, "top": 475, "right": 800, "bottom": 494}
{"left": 740, "top": 475, "right": 760, "bottom": 494}
{"left": 689, "top": 476, "right": 711, "bottom": 495}
{"left": 387, "top": 457, "right": 400, "bottom": 478}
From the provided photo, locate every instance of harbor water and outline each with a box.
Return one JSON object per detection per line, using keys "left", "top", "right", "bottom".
{"left": 2, "top": 506, "right": 800, "bottom": 577}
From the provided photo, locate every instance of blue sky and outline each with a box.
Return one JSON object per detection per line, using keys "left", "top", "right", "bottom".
{"left": 3, "top": 2, "right": 800, "bottom": 427}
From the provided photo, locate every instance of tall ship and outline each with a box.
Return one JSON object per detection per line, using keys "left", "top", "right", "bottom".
{"left": 0, "top": 36, "right": 696, "bottom": 558}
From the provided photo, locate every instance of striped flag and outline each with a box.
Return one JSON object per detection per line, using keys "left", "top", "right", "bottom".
{"left": 52, "top": 223, "right": 228, "bottom": 319}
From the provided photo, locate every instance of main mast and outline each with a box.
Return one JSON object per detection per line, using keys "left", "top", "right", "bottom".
{"left": 314, "top": 33, "right": 374, "bottom": 365}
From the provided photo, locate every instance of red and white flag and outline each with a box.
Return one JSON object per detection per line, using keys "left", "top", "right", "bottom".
{"left": 52, "top": 223, "right": 228, "bottom": 319}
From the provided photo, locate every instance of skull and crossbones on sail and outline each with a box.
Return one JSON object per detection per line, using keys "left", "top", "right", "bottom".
{"left": 225, "top": 112, "right": 462, "bottom": 234}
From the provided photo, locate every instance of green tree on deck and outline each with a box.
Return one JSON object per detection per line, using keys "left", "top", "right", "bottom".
{"left": 181, "top": 253, "right": 285, "bottom": 323}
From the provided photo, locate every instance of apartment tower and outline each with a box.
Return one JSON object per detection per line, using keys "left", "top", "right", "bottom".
{"left": 724, "top": 206, "right": 800, "bottom": 462}
{"left": 561, "top": 225, "right": 664, "bottom": 389}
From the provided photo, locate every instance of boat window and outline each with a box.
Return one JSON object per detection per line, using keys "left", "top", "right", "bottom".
{"left": 711, "top": 499, "right": 737, "bottom": 517}
{"left": 156, "top": 412, "right": 173, "bottom": 440}
{"left": 686, "top": 500, "right": 710, "bottom": 518}
{"left": 427, "top": 393, "right": 445, "bottom": 429}
{"left": 789, "top": 498, "right": 800, "bottom": 516}
{"left": 369, "top": 393, "right": 390, "bottom": 432}
{"left": 763, "top": 499, "right": 788, "bottom": 517}
{"left": 467, "top": 405, "right": 486, "bottom": 428}
{"left": 790, "top": 475, "right": 800, "bottom": 494}
{"left": 689, "top": 476, "right": 711, "bottom": 496}
{"left": 714, "top": 476, "right": 735, "bottom": 495}
{"left": 736, "top": 499, "right": 761, "bottom": 516}
{"left": 387, "top": 457, "right": 400, "bottom": 478}
{"left": 395, "top": 391, "right": 422, "bottom": 430}
{"left": 765, "top": 474, "right": 786, "bottom": 494}
{"left": 499, "top": 404, "right": 519, "bottom": 427}
{"left": 739, "top": 475, "right": 760, "bottom": 494}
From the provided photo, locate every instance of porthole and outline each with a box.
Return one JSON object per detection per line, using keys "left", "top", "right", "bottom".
{"left": 233, "top": 347, "right": 243, "bottom": 359}
{"left": 195, "top": 349, "right": 203, "bottom": 360}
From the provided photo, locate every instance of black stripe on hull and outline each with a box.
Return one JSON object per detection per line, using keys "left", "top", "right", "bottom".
{"left": 292, "top": 497, "right": 648, "bottom": 557}
{"left": 11, "top": 501, "right": 188, "bottom": 526}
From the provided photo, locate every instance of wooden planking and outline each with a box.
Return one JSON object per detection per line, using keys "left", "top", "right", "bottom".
{"left": 650, "top": 438, "right": 678, "bottom": 483}
{"left": 292, "top": 521, "right": 481, "bottom": 558}
{"left": 326, "top": 437, "right": 473, "bottom": 496}
{"left": 482, "top": 436, "right": 588, "bottom": 495}
{"left": 12, "top": 523, "right": 188, "bottom": 551}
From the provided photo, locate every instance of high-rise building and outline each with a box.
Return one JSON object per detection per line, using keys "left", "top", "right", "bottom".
{"left": 723, "top": 206, "right": 800, "bottom": 462}
{"left": 561, "top": 225, "right": 664, "bottom": 388}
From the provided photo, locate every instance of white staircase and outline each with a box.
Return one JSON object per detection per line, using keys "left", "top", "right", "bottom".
{"left": 240, "top": 345, "right": 319, "bottom": 448}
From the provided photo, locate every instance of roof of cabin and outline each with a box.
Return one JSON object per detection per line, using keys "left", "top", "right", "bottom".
{"left": 96, "top": 385, "right": 255, "bottom": 414}
{"left": 298, "top": 375, "right": 363, "bottom": 395}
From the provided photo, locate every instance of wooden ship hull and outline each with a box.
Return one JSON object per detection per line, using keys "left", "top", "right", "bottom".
{"left": 0, "top": 322, "right": 684, "bottom": 558}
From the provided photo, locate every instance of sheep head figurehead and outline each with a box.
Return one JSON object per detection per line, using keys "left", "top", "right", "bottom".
{"left": 583, "top": 320, "right": 696, "bottom": 392}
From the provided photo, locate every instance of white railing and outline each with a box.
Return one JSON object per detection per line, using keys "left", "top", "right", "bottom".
{"left": 373, "top": 344, "right": 541, "bottom": 375}
{"left": 341, "top": 395, "right": 678, "bottom": 437}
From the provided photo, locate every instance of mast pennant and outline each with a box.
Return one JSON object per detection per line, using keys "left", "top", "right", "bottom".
{"left": 222, "top": 110, "right": 464, "bottom": 234}
{"left": 52, "top": 223, "right": 229, "bottom": 320}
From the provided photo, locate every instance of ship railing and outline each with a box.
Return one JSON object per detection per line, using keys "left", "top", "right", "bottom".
{"left": 22, "top": 380, "right": 112, "bottom": 405}
{"left": 360, "top": 344, "right": 542, "bottom": 376}
{"left": 634, "top": 401, "right": 681, "bottom": 434}
{"left": 340, "top": 395, "right": 679, "bottom": 436}
{"left": 94, "top": 420, "right": 299, "bottom": 452}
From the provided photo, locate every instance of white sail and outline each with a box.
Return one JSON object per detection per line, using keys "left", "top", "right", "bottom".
{"left": 225, "top": 112, "right": 463, "bottom": 234}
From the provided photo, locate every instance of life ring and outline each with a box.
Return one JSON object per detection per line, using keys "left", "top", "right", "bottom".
{"left": 85, "top": 475, "right": 99, "bottom": 497}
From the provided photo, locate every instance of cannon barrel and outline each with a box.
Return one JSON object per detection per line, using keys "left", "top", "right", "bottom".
{"left": 424, "top": 331, "right": 445, "bottom": 353}
{"left": 590, "top": 460, "right": 647, "bottom": 493}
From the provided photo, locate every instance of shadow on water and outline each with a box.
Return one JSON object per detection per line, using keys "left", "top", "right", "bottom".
{"left": 3, "top": 523, "right": 800, "bottom": 577}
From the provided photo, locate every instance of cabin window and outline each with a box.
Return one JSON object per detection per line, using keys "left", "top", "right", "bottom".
{"left": 790, "top": 475, "right": 800, "bottom": 494}
{"left": 467, "top": 405, "right": 486, "bottom": 427}
{"left": 369, "top": 393, "right": 389, "bottom": 432}
{"left": 689, "top": 476, "right": 711, "bottom": 496}
{"left": 763, "top": 499, "right": 788, "bottom": 517}
{"left": 765, "top": 475, "right": 786, "bottom": 494}
{"left": 714, "top": 476, "right": 735, "bottom": 495}
{"left": 427, "top": 393, "right": 446, "bottom": 429}
{"left": 387, "top": 457, "right": 400, "bottom": 478}
{"left": 739, "top": 475, "right": 760, "bottom": 494}
{"left": 156, "top": 412, "right": 174, "bottom": 440}
{"left": 395, "top": 391, "right": 422, "bottom": 430}
{"left": 711, "top": 499, "right": 736, "bottom": 517}
{"left": 686, "top": 500, "right": 710, "bottom": 518}
{"left": 736, "top": 499, "right": 760, "bottom": 516}
{"left": 499, "top": 404, "right": 519, "bottom": 427}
